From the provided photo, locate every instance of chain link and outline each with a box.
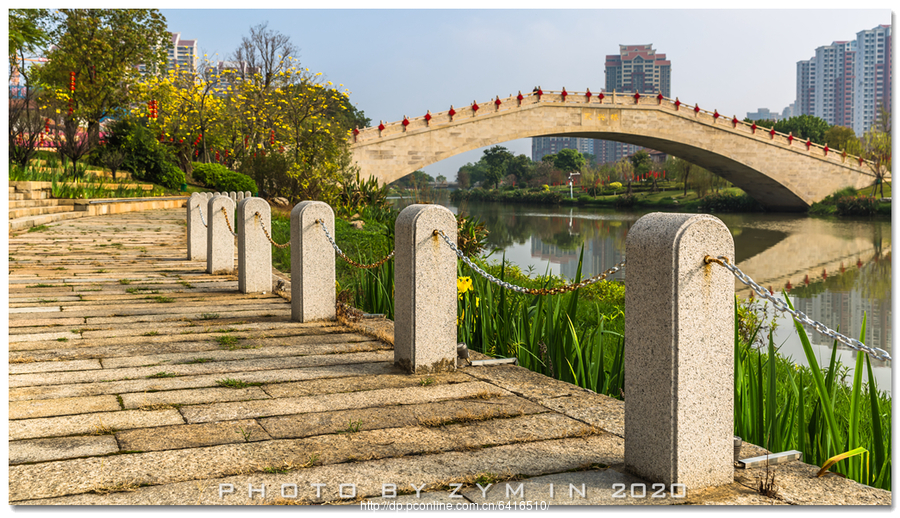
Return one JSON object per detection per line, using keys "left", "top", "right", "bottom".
{"left": 255, "top": 212, "right": 290, "bottom": 249}
{"left": 436, "top": 229, "right": 625, "bottom": 295}
{"left": 195, "top": 202, "right": 208, "bottom": 228}
{"left": 706, "top": 256, "right": 891, "bottom": 362}
{"left": 317, "top": 219, "right": 395, "bottom": 269}
{"left": 220, "top": 207, "right": 237, "bottom": 237}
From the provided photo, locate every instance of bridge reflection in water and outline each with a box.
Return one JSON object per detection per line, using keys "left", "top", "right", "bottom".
{"left": 446, "top": 202, "right": 891, "bottom": 389}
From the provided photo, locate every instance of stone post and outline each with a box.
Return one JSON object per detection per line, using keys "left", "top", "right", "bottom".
{"left": 186, "top": 193, "right": 207, "bottom": 261}
{"left": 229, "top": 191, "right": 236, "bottom": 202}
{"left": 624, "top": 212, "right": 734, "bottom": 489}
{"left": 207, "top": 195, "right": 236, "bottom": 275}
{"left": 244, "top": 191, "right": 252, "bottom": 199}
{"left": 290, "top": 201, "right": 335, "bottom": 321}
{"left": 237, "top": 197, "right": 272, "bottom": 294}
{"left": 394, "top": 204, "right": 457, "bottom": 374}
{"left": 237, "top": 192, "right": 245, "bottom": 202}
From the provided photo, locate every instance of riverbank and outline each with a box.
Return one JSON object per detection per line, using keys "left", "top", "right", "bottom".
{"left": 450, "top": 181, "right": 891, "bottom": 216}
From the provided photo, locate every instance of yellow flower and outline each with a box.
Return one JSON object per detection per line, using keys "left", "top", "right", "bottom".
{"left": 457, "top": 276, "right": 473, "bottom": 296}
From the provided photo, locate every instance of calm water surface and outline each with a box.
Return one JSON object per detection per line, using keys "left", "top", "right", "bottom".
{"left": 397, "top": 195, "right": 892, "bottom": 393}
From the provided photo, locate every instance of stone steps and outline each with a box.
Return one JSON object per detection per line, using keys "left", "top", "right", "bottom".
{"left": 9, "top": 205, "right": 76, "bottom": 219}
{"left": 10, "top": 199, "right": 63, "bottom": 209}
{"left": 9, "top": 211, "right": 89, "bottom": 232}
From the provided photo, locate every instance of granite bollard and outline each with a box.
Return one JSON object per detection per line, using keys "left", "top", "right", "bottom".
{"left": 229, "top": 191, "right": 236, "bottom": 202}
{"left": 237, "top": 197, "right": 272, "bottom": 294}
{"left": 207, "top": 195, "right": 236, "bottom": 275}
{"left": 624, "top": 212, "right": 734, "bottom": 490}
{"left": 394, "top": 204, "right": 457, "bottom": 374}
{"left": 186, "top": 193, "right": 208, "bottom": 261}
{"left": 290, "top": 201, "right": 335, "bottom": 321}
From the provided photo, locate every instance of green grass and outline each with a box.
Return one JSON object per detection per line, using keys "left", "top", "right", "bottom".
{"left": 147, "top": 296, "right": 175, "bottom": 303}
{"left": 147, "top": 372, "right": 177, "bottom": 379}
{"left": 119, "top": 278, "right": 132, "bottom": 285}
{"left": 200, "top": 313, "right": 220, "bottom": 320}
{"left": 28, "top": 224, "right": 49, "bottom": 233}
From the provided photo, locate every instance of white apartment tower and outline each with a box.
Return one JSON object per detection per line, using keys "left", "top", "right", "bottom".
{"left": 853, "top": 24, "right": 892, "bottom": 135}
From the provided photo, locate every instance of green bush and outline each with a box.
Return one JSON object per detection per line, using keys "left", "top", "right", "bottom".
{"left": 192, "top": 162, "right": 228, "bottom": 187}
{"left": 698, "top": 192, "right": 764, "bottom": 213}
{"left": 835, "top": 195, "right": 878, "bottom": 216}
{"left": 215, "top": 170, "right": 257, "bottom": 194}
{"left": 614, "top": 193, "right": 636, "bottom": 209}
{"left": 577, "top": 195, "right": 593, "bottom": 203}
{"left": 105, "top": 117, "right": 183, "bottom": 189}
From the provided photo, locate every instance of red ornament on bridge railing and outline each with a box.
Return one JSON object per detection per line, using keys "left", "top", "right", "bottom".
{"left": 633, "top": 92, "right": 640, "bottom": 104}
{"left": 598, "top": 92, "right": 605, "bottom": 103}
{"left": 495, "top": 96, "right": 502, "bottom": 110}
{"left": 732, "top": 116, "right": 739, "bottom": 128}
{"left": 769, "top": 128, "right": 776, "bottom": 139}
{"left": 674, "top": 97, "right": 680, "bottom": 110}
{"left": 378, "top": 121, "right": 385, "bottom": 133}
{"left": 787, "top": 132, "right": 794, "bottom": 145}
{"left": 401, "top": 116, "right": 410, "bottom": 129}
{"left": 785, "top": 280, "right": 792, "bottom": 290}
{"left": 805, "top": 139, "right": 812, "bottom": 150}
{"left": 516, "top": 91, "right": 524, "bottom": 106}
{"left": 536, "top": 88, "right": 543, "bottom": 100}
{"left": 823, "top": 145, "right": 829, "bottom": 156}
{"left": 841, "top": 150, "right": 847, "bottom": 161}
{"left": 448, "top": 105, "right": 456, "bottom": 121}
{"left": 585, "top": 88, "right": 592, "bottom": 101}
{"left": 822, "top": 268, "right": 827, "bottom": 280}
{"left": 657, "top": 93, "right": 663, "bottom": 105}
{"left": 751, "top": 123, "right": 757, "bottom": 134}
{"left": 859, "top": 156, "right": 865, "bottom": 165}
{"left": 424, "top": 111, "right": 432, "bottom": 125}
{"left": 693, "top": 104, "right": 700, "bottom": 114}
{"left": 561, "top": 88, "right": 568, "bottom": 101}
{"left": 471, "top": 101, "right": 479, "bottom": 114}
{"left": 713, "top": 110, "right": 720, "bottom": 120}
{"left": 352, "top": 127, "right": 360, "bottom": 142}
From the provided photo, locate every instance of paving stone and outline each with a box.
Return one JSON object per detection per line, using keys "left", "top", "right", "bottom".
{"left": 9, "top": 394, "right": 121, "bottom": 420}
{"left": 537, "top": 393, "right": 625, "bottom": 437}
{"left": 9, "top": 350, "right": 393, "bottom": 388}
{"left": 8, "top": 362, "right": 398, "bottom": 402}
{"left": 180, "top": 381, "right": 512, "bottom": 423}
{"left": 121, "top": 386, "right": 269, "bottom": 409}
{"left": 258, "top": 395, "right": 547, "bottom": 439}
{"left": 9, "top": 435, "right": 120, "bottom": 465}
{"left": 9, "top": 358, "right": 102, "bottom": 375}
{"left": 12, "top": 436, "right": 620, "bottom": 504}
{"left": 463, "top": 363, "right": 592, "bottom": 399}
{"left": 9, "top": 409, "right": 185, "bottom": 440}
{"left": 8, "top": 413, "right": 594, "bottom": 501}
{"left": 262, "top": 371, "right": 474, "bottom": 398}
{"left": 117, "top": 419, "right": 271, "bottom": 452}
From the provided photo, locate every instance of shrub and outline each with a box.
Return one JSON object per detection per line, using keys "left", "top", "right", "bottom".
{"left": 192, "top": 162, "right": 228, "bottom": 187}
{"left": 215, "top": 170, "right": 257, "bottom": 194}
{"left": 614, "top": 193, "right": 636, "bottom": 209}
{"left": 835, "top": 195, "right": 878, "bottom": 216}
{"left": 105, "top": 117, "right": 183, "bottom": 189}
{"left": 698, "top": 192, "right": 764, "bottom": 213}
{"left": 577, "top": 195, "right": 592, "bottom": 203}
{"left": 608, "top": 182, "right": 622, "bottom": 190}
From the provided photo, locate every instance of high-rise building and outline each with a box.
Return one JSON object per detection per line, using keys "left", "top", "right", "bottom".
{"left": 746, "top": 108, "right": 780, "bottom": 122}
{"left": 168, "top": 32, "right": 198, "bottom": 73}
{"left": 813, "top": 40, "right": 856, "bottom": 127}
{"left": 531, "top": 137, "right": 595, "bottom": 163}
{"left": 853, "top": 24, "right": 892, "bottom": 135}
{"left": 604, "top": 44, "right": 671, "bottom": 96}
{"left": 796, "top": 58, "right": 816, "bottom": 116}
{"left": 795, "top": 23, "right": 891, "bottom": 135}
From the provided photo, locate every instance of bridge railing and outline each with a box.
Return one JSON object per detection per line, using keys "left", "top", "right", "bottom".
{"left": 352, "top": 88, "right": 876, "bottom": 173}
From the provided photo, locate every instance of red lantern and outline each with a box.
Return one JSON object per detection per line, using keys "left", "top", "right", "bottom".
{"left": 805, "top": 139, "right": 811, "bottom": 150}
{"left": 769, "top": 128, "right": 776, "bottom": 139}
{"left": 732, "top": 116, "right": 739, "bottom": 127}
{"left": 657, "top": 93, "right": 663, "bottom": 104}
{"left": 494, "top": 96, "right": 501, "bottom": 109}
{"left": 536, "top": 88, "right": 543, "bottom": 97}
{"left": 751, "top": 123, "right": 757, "bottom": 133}
{"left": 401, "top": 117, "right": 409, "bottom": 127}
{"left": 674, "top": 97, "right": 680, "bottom": 110}
{"left": 785, "top": 281, "right": 792, "bottom": 290}
{"left": 841, "top": 150, "right": 847, "bottom": 160}
{"left": 840, "top": 262, "right": 845, "bottom": 273}
{"left": 424, "top": 111, "right": 432, "bottom": 124}
{"left": 378, "top": 121, "right": 385, "bottom": 131}
{"left": 713, "top": 110, "right": 720, "bottom": 120}
{"left": 633, "top": 92, "right": 641, "bottom": 104}
{"left": 585, "top": 88, "right": 592, "bottom": 100}
{"left": 823, "top": 145, "right": 829, "bottom": 156}
{"left": 787, "top": 133, "right": 794, "bottom": 145}
{"left": 859, "top": 156, "right": 864, "bottom": 165}
{"left": 448, "top": 106, "right": 456, "bottom": 118}
{"left": 560, "top": 88, "right": 568, "bottom": 101}
{"left": 598, "top": 92, "right": 605, "bottom": 103}
{"left": 822, "top": 268, "right": 827, "bottom": 279}
{"left": 472, "top": 101, "right": 479, "bottom": 113}
{"left": 693, "top": 104, "right": 700, "bottom": 114}
{"left": 804, "top": 275, "right": 809, "bottom": 285}
{"left": 516, "top": 91, "right": 524, "bottom": 105}
{"left": 215, "top": 150, "right": 220, "bottom": 161}
{"left": 857, "top": 259, "right": 863, "bottom": 268}
{"left": 352, "top": 127, "right": 360, "bottom": 136}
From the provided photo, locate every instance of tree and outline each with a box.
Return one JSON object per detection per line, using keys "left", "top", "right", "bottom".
{"left": 457, "top": 167, "right": 471, "bottom": 189}
{"left": 482, "top": 145, "right": 513, "bottom": 189}
{"left": 859, "top": 105, "right": 891, "bottom": 198}
{"left": 553, "top": 148, "right": 586, "bottom": 174}
{"left": 230, "top": 22, "right": 299, "bottom": 89}
{"left": 629, "top": 150, "right": 652, "bottom": 179}
{"left": 9, "top": 9, "right": 51, "bottom": 58}
{"left": 671, "top": 157, "right": 697, "bottom": 197}
{"left": 506, "top": 154, "right": 534, "bottom": 184}
{"left": 36, "top": 9, "right": 169, "bottom": 173}
{"left": 9, "top": 9, "right": 52, "bottom": 168}
{"left": 751, "top": 115, "right": 831, "bottom": 145}
{"left": 436, "top": 175, "right": 447, "bottom": 184}
{"left": 615, "top": 158, "right": 634, "bottom": 195}
{"left": 824, "top": 125, "right": 858, "bottom": 153}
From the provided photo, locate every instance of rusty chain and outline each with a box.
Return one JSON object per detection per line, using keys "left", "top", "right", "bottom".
{"left": 436, "top": 229, "right": 624, "bottom": 295}
{"left": 220, "top": 207, "right": 237, "bottom": 237}
{"left": 706, "top": 255, "right": 891, "bottom": 362}
{"left": 255, "top": 212, "right": 290, "bottom": 249}
{"left": 317, "top": 219, "right": 395, "bottom": 269}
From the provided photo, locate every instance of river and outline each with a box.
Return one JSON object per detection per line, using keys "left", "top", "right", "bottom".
{"left": 396, "top": 194, "right": 892, "bottom": 393}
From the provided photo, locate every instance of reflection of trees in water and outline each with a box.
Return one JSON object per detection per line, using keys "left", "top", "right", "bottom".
{"left": 859, "top": 251, "right": 891, "bottom": 301}
{"left": 461, "top": 203, "right": 632, "bottom": 252}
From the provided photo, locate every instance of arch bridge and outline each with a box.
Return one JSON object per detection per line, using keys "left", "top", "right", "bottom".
{"left": 349, "top": 90, "right": 879, "bottom": 211}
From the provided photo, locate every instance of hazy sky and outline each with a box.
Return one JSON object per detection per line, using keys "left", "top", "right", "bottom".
{"left": 158, "top": 7, "right": 892, "bottom": 179}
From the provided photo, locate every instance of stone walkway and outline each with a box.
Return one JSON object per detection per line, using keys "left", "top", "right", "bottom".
{"left": 7, "top": 209, "right": 890, "bottom": 505}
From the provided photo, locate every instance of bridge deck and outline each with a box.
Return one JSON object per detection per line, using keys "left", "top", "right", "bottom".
{"left": 7, "top": 209, "right": 889, "bottom": 505}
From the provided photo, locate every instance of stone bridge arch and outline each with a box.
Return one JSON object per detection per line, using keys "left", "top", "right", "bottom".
{"left": 349, "top": 91, "right": 878, "bottom": 212}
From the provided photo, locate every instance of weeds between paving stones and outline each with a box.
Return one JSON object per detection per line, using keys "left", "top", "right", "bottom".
{"left": 341, "top": 420, "right": 364, "bottom": 433}
{"left": 419, "top": 377, "right": 436, "bottom": 386}
{"left": 147, "top": 296, "right": 175, "bottom": 303}
{"left": 92, "top": 418, "right": 117, "bottom": 435}
{"left": 142, "top": 331, "right": 160, "bottom": 336}
{"left": 200, "top": 313, "right": 220, "bottom": 320}
{"left": 147, "top": 372, "right": 177, "bottom": 379}
{"left": 119, "top": 278, "right": 132, "bottom": 285}
{"left": 216, "top": 378, "right": 262, "bottom": 389}
{"left": 183, "top": 358, "right": 213, "bottom": 364}
{"left": 237, "top": 426, "right": 254, "bottom": 441}
{"left": 9, "top": 357, "right": 36, "bottom": 364}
